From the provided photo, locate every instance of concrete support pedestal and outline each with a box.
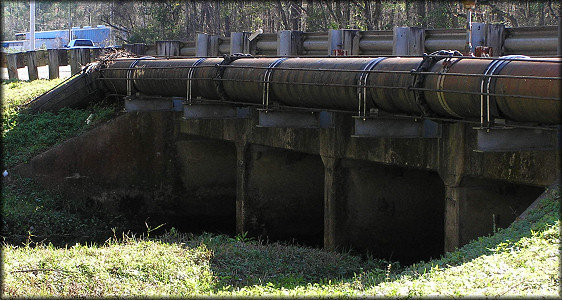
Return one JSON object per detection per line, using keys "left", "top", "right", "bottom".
{"left": 439, "top": 123, "right": 467, "bottom": 252}
{"left": 321, "top": 156, "right": 344, "bottom": 251}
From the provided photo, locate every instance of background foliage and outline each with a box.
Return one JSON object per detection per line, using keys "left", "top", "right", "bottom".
{"left": 2, "top": 1, "right": 560, "bottom": 44}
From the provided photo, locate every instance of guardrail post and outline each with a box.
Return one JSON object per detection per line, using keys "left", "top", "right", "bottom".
{"left": 559, "top": 16, "right": 562, "bottom": 56}
{"left": 80, "top": 48, "right": 91, "bottom": 65}
{"left": 471, "top": 22, "right": 487, "bottom": 49}
{"left": 92, "top": 47, "right": 103, "bottom": 62}
{"left": 70, "top": 48, "right": 80, "bottom": 75}
{"left": 196, "top": 33, "right": 219, "bottom": 57}
{"left": 393, "top": 27, "right": 425, "bottom": 55}
{"left": 47, "top": 49, "right": 60, "bottom": 79}
{"left": 328, "top": 29, "right": 358, "bottom": 56}
{"left": 7, "top": 53, "right": 19, "bottom": 80}
{"left": 156, "top": 40, "right": 181, "bottom": 57}
{"left": 230, "top": 32, "right": 250, "bottom": 54}
{"left": 123, "top": 43, "right": 147, "bottom": 56}
{"left": 486, "top": 23, "right": 505, "bottom": 56}
{"left": 26, "top": 50, "right": 39, "bottom": 81}
{"left": 277, "top": 30, "right": 303, "bottom": 56}
{"left": 196, "top": 33, "right": 209, "bottom": 56}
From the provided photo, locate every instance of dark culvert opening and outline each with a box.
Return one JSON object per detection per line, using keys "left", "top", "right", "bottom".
{"left": 246, "top": 146, "right": 325, "bottom": 248}
{"left": 340, "top": 160, "right": 445, "bottom": 265}
{"left": 456, "top": 177, "right": 545, "bottom": 247}
{"left": 166, "top": 137, "right": 238, "bottom": 236}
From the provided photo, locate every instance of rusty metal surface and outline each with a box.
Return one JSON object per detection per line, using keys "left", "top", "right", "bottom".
{"left": 367, "top": 57, "right": 422, "bottom": 114}
{"left": 221, "top": 58, "right": 282, "bottom": 104}
{"left": 100, "top": 56, "right": 561, "bottom": 125}
{"left": 271, "top": 57, "right": 375, "bottom": 110}
{"left": 494, "top": 58, "right": 561, "bottom": 124}
{"left": 424, "top": 58, "right": 494, "bottom": 119}
{"left": 100, "top": 59, "right": 136, "bottom": 94}
{"left": 133, "top": 58, "right": 201, "bottom": 97}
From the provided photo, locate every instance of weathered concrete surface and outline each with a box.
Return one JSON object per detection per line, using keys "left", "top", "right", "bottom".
{"left": 12, "top": 112, "right": 238, "bottom": 234}
{"left": 14, "top": 112, "right": 178, "bottom": 195}
{"left": 179, "top": 109, "right": 559, "bottom": 186}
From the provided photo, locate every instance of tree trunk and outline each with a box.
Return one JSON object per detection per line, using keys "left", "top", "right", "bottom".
{"left": 417, "top": 0, "right": 426, "bottom": 27}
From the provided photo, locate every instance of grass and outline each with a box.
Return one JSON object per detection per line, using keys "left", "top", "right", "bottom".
{"left": 1, "top": 78, "right": 121, "bottom": 248}
{"left": 2, "top": 188, "right": 559, "bottom": 297}
{"left": 2, "top": 79, "right": 118, "bottom": 168}
{"left": 1, "top": 78, "right": 560, "bottom": 297}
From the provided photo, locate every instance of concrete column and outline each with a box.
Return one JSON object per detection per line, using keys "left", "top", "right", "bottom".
{"left": 443, "top": 183, "right": 463, "bottom": 252}
{"left": 321, "top": 155, "right": 344, "bottom": 251}
{"left": 328, "top": 29, "right": 358, "bottom": 56}
{"left": 230, "top": 32, "right": 250, "bottom": 54}
{"left": 47, "top": 49, "right": 60, "bottom": 79}
{"left": 277, "top": 30, "right": 303, "bottom": 56}
{"left": 393, "top": 27, "right": 425, "bottom": 55}
{"left": 7, "top": 53, "right": 19, "bottom": 80}
{"left": 26, "top": 51, "right": 39, "bottom": 81}
{"left": 235, "top": 142, "right": 250, "bottom": 234}
{"left": 438, "top": 122, "right": 466, "bottom": 252}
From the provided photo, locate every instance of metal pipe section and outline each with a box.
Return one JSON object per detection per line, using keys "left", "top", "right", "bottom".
{"left": 99, "top": 55, "right": 561, "bottom": 125}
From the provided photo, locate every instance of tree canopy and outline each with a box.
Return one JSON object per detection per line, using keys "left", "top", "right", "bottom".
{"left": 2, "top": 0, "right": 560, "bottom": 44}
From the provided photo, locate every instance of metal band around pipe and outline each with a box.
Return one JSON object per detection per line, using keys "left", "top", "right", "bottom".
{"left": 126, "top": 56, "right": 154, "bottom": 97}
{"left": 262, "top": 57, "right": 288, "bottom": 109}
{"left": 186, "top": 58, "right": 206, "bottom": 103}
{"left": 357, "top": 57, "right": 386, "bottom": 117}
{"left": 436, "top": 57, "right": 463, "bottom": 118}
{"left": 480, "top": 55, "right": 529, "bottom": 127}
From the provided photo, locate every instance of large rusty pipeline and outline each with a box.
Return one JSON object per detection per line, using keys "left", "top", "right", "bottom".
{"left": 98, "top": 55, "right": 561, "bottom": 125}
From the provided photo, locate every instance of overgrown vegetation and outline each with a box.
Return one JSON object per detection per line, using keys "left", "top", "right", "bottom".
{"left": 2, "top": 79, "right": 117, "bottom": 168}
{"left": 2, "top": 78, "right": 120, "bottom": 245}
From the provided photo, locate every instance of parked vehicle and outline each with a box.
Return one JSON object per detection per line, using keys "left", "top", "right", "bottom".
{"left": 64, "top": 39, "right": 95, "bottom": 48}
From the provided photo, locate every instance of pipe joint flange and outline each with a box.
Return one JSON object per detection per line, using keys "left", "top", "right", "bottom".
{"left": 215, "top": 53, "right": 253, "bottom": 101}
{"left": 411, "top": 50, "right": 462, "bottom": 117}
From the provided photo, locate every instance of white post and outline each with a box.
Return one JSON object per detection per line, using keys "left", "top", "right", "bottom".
{"left": 30, "top": 0, "right": 36, "bottom": 50}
